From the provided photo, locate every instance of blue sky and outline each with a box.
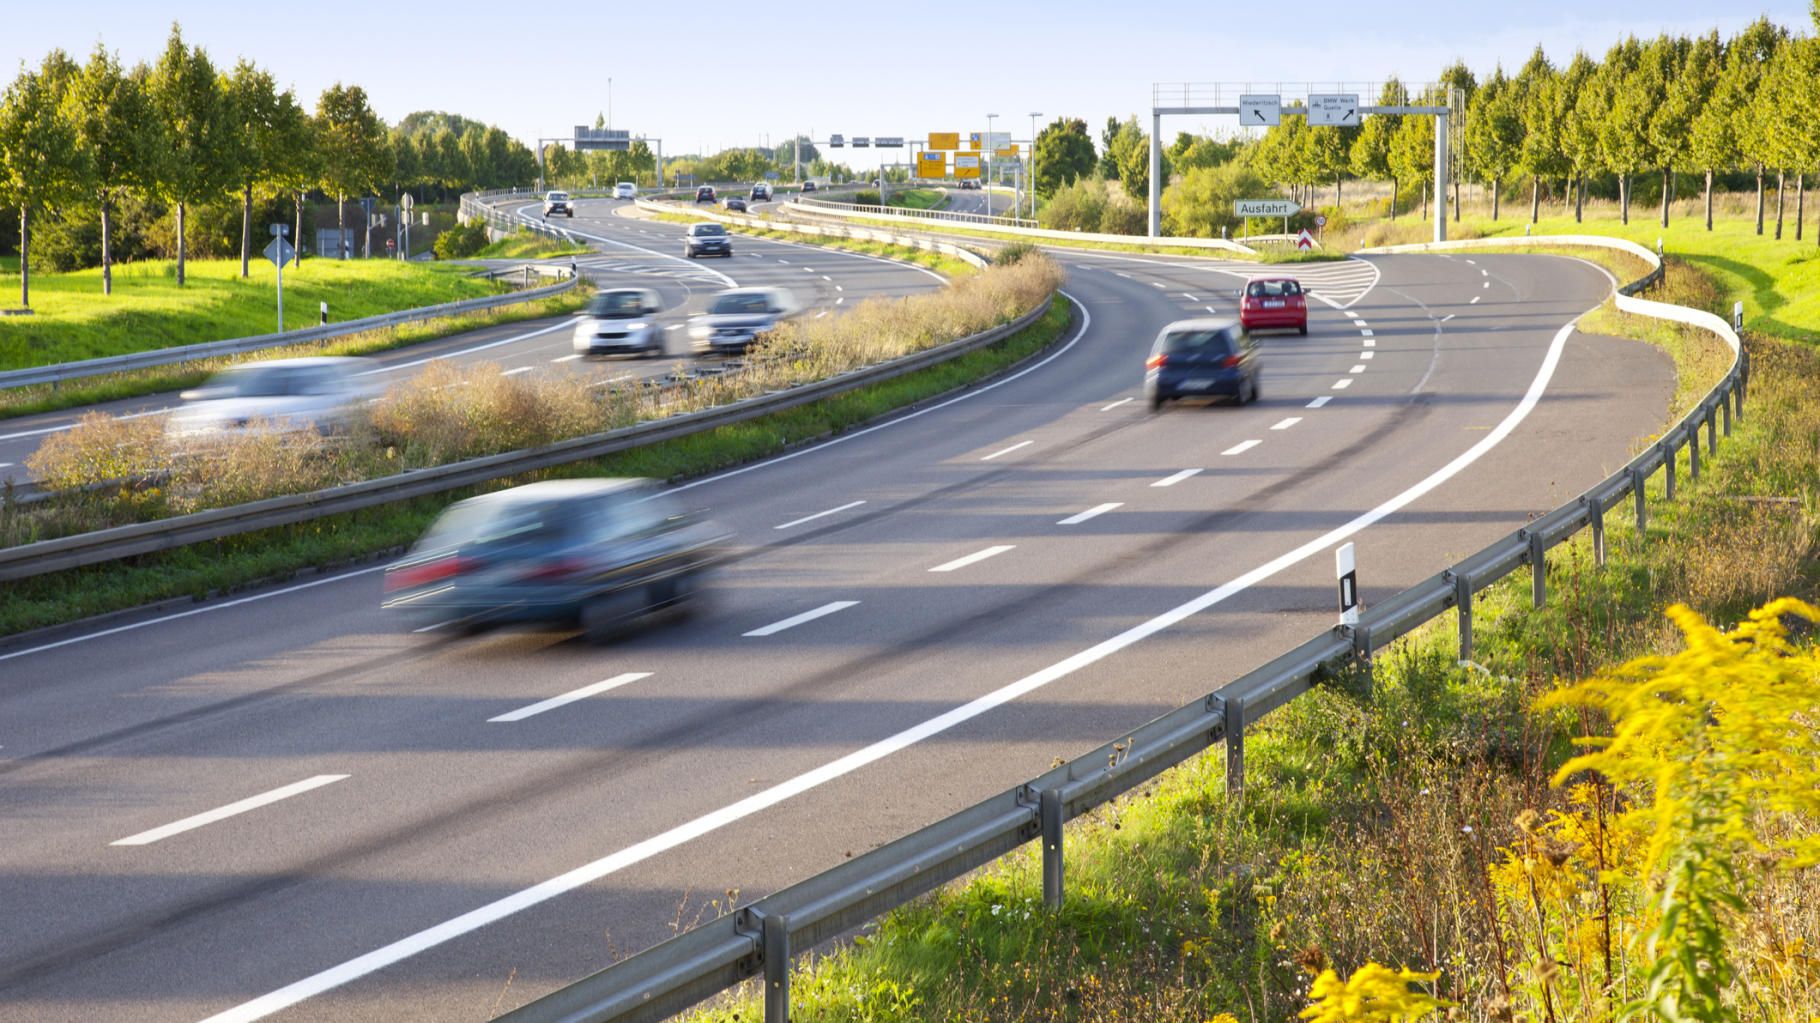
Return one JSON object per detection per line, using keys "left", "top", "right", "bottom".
{"left": 7, "top": 1, "right": 1811, "bottom": 170}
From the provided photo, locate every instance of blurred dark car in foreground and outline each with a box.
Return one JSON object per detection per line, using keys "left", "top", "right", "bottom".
{"left": 1144, "top": 318, "right": 1260, "bottom": 410}
{"left": 383, "top": 479, "right": 730, "bottom": 642}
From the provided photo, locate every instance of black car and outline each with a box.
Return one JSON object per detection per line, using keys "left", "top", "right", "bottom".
{"left": 695, "top": 185, "right": 717, "bottom": 203}
{"left": 724, "top": 197, "right": 748, "bottom": 213}
{"left": 1144, "top": 318, "right": 1260, "bottom": 410}
{"left": 683, "top": 222, "right": 733, "bottom": 258}
{"left": 383, "top": 479, "right": 729, "bottom": 643}
{"left": 801, "top": 180, "right": 818, "bottom": 193}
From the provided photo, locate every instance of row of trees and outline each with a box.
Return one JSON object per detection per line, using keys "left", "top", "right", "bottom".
{"left": 0, "top": 24, "right": 539, "bottom": 307}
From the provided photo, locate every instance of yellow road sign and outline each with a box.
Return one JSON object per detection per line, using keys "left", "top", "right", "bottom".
{"left": 954, "top": 153, "right": 981, "bottom": 179}
{"left": 994, "top": 144, "right": 1020, "bottom": 158}
{"left": 916, "top": 152, "right": 947, "bottom": 178}
{"left": 967, "top": 132, "right": 982, "bottom": 150}
{"left": 928, "top": 132, "right": 959, "bottom": 151}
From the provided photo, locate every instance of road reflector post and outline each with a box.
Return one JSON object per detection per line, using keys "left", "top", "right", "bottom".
{"left": 1525, "top": 530, "right": 1546, "bottom": 608}
{"left": 761, "top": 910, "right": 791, "bottom": 1022}
{"left": 1336, "top": 542, "right": 1359, "bottom": 626}
{"left": 1221, "top": 695, "right": 1245, "bottom": 800}
{"left": 1584, "top": 495, "right": 1606, "bottom": 566}
{"left": 319, "top": 301, "right": 328, "bottom": 326}
{"left": 1040, "top": 789, "right": 1065, "bottom": 909}
{"left": 1452, "top": 571, "right": 1474, "bottom": 662}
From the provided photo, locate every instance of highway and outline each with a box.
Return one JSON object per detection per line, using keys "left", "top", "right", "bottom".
{"left": 0, "top": 198, "right": 943, "bottom": 480}
{"left": 0, "top": 245, "right": 1673, "bottom": 1021}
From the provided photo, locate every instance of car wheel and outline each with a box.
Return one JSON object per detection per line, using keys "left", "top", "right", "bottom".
{"left": 1149, "top": 394, "right": 1166, "bottom": 413}
{"left": 1298, "top": 323, "right": 1308, "bottom": 336}
{"left": 579, "top": 593, "right": 637, "bottom": 645}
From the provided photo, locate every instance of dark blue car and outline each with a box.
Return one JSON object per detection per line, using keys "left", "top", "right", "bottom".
{"left": 1144, "top": 318, "right": 1260, "bottom": 411}
{"left": 383, "top": 479, "right": 729, "bottom": 643}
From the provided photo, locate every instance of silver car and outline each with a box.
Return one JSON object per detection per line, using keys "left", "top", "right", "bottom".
{"left": 613, "top": 182, "right": 637, "bottom": 200}
{"left": 688, "top": 287, "right": 800, "bottom": 355}
{"left": 165, "top": 356, "right": 372, "bottom": 439}
{"left": 573, "top": 288, "right": 665, "bottom": 357}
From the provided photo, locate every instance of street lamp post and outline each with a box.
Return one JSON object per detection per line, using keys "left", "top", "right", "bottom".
{"left": 1029, "top": 112, "right": 1042, "bottom": 220}
{"left": 985, "top": 113, "right": 998, "bottom": 214}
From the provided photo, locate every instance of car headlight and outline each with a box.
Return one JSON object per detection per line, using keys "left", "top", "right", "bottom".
{"left": 624, "top": 322, "right": 649, "bottom": 331}
{"left": 689, "top": 322, "right": 710, "bottom": 339}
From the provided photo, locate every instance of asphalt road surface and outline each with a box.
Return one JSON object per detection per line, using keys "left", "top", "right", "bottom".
{"left": 0, "top": 198, "right": 943, "bottom": 481}
{"left": 0, "top": 247, "right": 1673, "bottom": 1021}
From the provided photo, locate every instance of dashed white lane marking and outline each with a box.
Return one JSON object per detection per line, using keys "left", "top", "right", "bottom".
{"left": 775, "top": 500, "right": 866, "bottom": 530}
{"left": 500, "top": 367, "right": 533, "bottom": 377}
{"left": 1440, "top": 314, "right": 1455, "bottom": 323}
{"left": 980, "top": 440, "right": 1033, "bottom": 461}
{"left": 1465, "top": 258, "right": 1477, "bottom": 265}
{"left": 1481, "top": 268, "right": 1490, "bottom": 276}
{"left": 929, "top": 545, "right": 1015, "bottom": 573}
{"left": 552, "top": 354, "right": 583, "bottom": 363}
{"left": 1332, "top": 378, "right": 1354, "bottom": 390}
{"left": 1471, "top": 296, "right": 1482, "bottom": 304}
{"left": 489, "top": 673, "right": 653, "bottom": 723}
{"left": 1152, "top": 468, "right": 1202, "bottom": 487}
{"left": 1350, "top": 365, "right": 1366, "bottom": 374}
{"left": 744, "top": 601, "right": 860, "bottom": 637}
{"left": 814, "top": 311, "right": 828, "bottom": 319}
{"left": 1271, "top": 417, "right": 1302, "bottom": 430}
{"left": 821, "top": 275, "right": 832, "bottom": 281}
{"left": 777, "top": 258, "right": 790, "bottom": 264}
{"left": 0, "top": 462, "right": 12, "bottom": 468}
{"left": 665, "top": 324, "right": 684, "bottom": 331}
{"left": 1205, "top": 306, "right": 1219, "bottom": 315}
{"left": 1151, "top": 282, "right": 1167, "bottom": 289}
{"left": 1100, "top": 397, "right": 1134, "bottom": 411}
{"left": 1359, "top": 329, "right": 1374, "bottom": 337}
{"left": 1343, "top": 310, "right": 1359, "bottom": 319}
{"left": 834, "top": 285, "right": 843, "bottom": 291}
{"left": 111, "top": 775, "right": 349, "bottom": 847}
{"left": 1058, "top": 502, "right": 1122, "bottom": 526}
{"left": 836, "top": 297, "right": 844, "bottom": 304}
{"left": 1180, "top": 293, "right": 1198, "bottom": 301}
{"left": 1360, "top": 352, "right": 1375, "bottom": 360}
{"left": 1222, "top": 439, "right": 1261, "bottom": 456}
{"left": 1483, "top": 281, "right": 1490, "bottom": 289}
{"left": 804, "top": 267, "right": 816, "bottom": 273}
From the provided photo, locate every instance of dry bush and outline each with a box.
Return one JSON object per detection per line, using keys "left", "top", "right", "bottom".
{"left": 367, "top": 360, "right": 602, "bottom": 463}
{"left": 28, "top": 411, "right": 174, "bottom": 491}
{"left": 167, "top": 426, "right": 349, "bottom": 509}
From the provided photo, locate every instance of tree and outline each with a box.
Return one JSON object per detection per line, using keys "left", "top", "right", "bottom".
{"left": 1759, "top": 36, "right": 1820, "bottom": 241}
{"left": 1465, "top": 66, "right": 1522, "bottom": 219}
{"left": 1727, "top": 18, "right": 1788, "bottom": 234}
{"left": 1162, "top": 162, "right": 1271, "bottom": 237}
{"left": 66, "top": 45, "right": 152, "bottom": 295}
{"left": 1306, "top": 124, "right": 1356, "bottom": 208}
{"left": 1558, "top": 51, "right": 1602, "bottom": 222}
{"left": 224, "top": 61, "right": 301, "bottom": 277}
{"left": 1590, "top": 37, "right": 1649, "bottom": 224}
{"left": 1513, "top": 47, "right": 1565, "bottom": 224}
{"left": 146, "top": 24, "right": 232, "bottom": 286}
{"left": 1098, "top": 116, "right": 1122, "bottom": 178}
{"left": 1351, "top": 81, "right": 1404, "bottom": 216}
{"left": 0, "top": 50, "right": 81, "bottom": 307}
{"left": 1389, "top": 102, "right": 1435, "bottom": 219}
{"left": 1113, "top": 124, "right": 1165, "bottom": 202}
{"left": 271, "top": 111, "right": 319, "bottom": 264}
{"left": 315, "top": 82, "right": 391, "bottom": 259}
{"left": 1438, "top": 61, "right": 1477, "bottom": 219}
{"left": 1033, "top": 117, "right": 1095, "bottom": 197}
{"left": 1687, "top": 33, "right": 1738, "bottom": 231}
{"left": 1036, "top": 174, "right": 1107, "bottom": 232}
{"left": 1651, "top": 32, "right": 1718, "bottom": 229}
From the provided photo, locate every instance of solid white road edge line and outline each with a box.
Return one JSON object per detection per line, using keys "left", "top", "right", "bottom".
{"left": 929, "top": 545, "right": 1015, "bottom": 573}
{"left": 111, "top": 775, "right": 348, "bottom": 847}
{"left": 1222, "top": 440, "right": 1261, "bottom": 456}
{"left": 1152, "top": 468, "right": 1201, "bottom": 487}
{"left": 1100, "top": 397, "right": 1134, "bottom": 411}
{"left": 1057, "top": 503, "right": 1122, "bottom": 525}
{"left": 980, "top": 440, "right": 1034, "bottom": 461}
{"left": 199, "top": 314, "right": 1583, "bottom": 1023}
{"left": 488, "top": 673, "right": 653, "bottom": 723}
{"left": 743, "top": 601, "right": 860, "bottom": 637}
{"left": 774, "top": 500, "right": 866, "bottom": 530}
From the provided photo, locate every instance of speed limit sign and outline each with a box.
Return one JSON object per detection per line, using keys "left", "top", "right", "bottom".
{"left": 1315, "top": 214, "right": 1328, "bottom": 227}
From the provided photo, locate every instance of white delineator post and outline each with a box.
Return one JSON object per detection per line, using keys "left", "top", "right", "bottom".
{"left": 1337, "top": 542, "right": 1359, "bottom": 626}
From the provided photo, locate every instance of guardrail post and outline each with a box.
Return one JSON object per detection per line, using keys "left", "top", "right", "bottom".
{"left": 1348, "top": 624, "right": 1374, "bottom": 692}
{"left": 1040, "top": 788, "right": 1065, "bottom": 910}
{"left": 1688, "top": 423, "right": 1701, "bottom": 482}
{"left": 1222, "top": 695, "right": 1245, "bottom": 800}
{"left": 1664, "top": 440, "right": 1677, "bottom": 501}
{"left": 1585, "top": 495, "right": 1606, "bottom": 566}
{"left": 1451, "top": 571, "right": 1473, "bottom": 662}
{"left": 1630, "top": 467, "right": 1648, "bottom": 537}
{"left": 762, "top": 910, "right": 791, "bottom": 1023}
{"left": 1722, "top": 390, "right": 1732, "bottom": 437}
{"left": 1525, "top": 530, "right": 1546, "bottom": 608}
{"left": 1706, "top": 402, "right": 1718, "bottom": 454}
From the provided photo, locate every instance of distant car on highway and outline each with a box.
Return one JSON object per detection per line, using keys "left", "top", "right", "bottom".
{"left": 724, "top": 197, "right": 748, "bottom": 213}
{"left": 1144, "top": 318, "right": 1260, "bottom": 411}
{"left": 613, "top": 182, "right": 637, "bottom": 200}
{"left": 800, "top": 180, "right": 818, "bottom": 193}
{"left": 957, "top": 179, "right": 980, "bottom": 190}
{"left": 1238, "top": 277, "right": 1308, "bottom": 335}
{"left": 573, "top": 287, "right": 665, "bottom": 358}
{"left": 166, "top": 356, "right": 373, "bottom": 439}
{"left": 695, "top": 185, "right": 717, "bottom": 203}
{"left": 750, "top": 182, "right": 772, "bottom": 201}
{"left": 688, "top": 287, "right": 799, "bottom": 355}
{"left": 682, "top": 222, "right": 733, "bottom": 259}
{"left": 382, "top": 478, "right": 730, "bottom": 643}
{"left": 543, "top": 190, "right": 574, "bottom": 217}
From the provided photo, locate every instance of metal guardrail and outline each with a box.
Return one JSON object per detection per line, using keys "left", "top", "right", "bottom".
{"left": 787, "top": 196, "right": 1261, "bottom": 255}
{"left": 0, "top": 298, "right": 1051, "bottom": 582}
{"left": 494, "top": 235, "right": 1745, "bottom": 1023}
{"left": 0, "top": 259, "right": 579, "bottom": 393}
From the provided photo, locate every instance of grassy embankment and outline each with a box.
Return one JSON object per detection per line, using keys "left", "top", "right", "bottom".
{"left": 0, "top": 257, "right": 501, "bottom": 368}
{"left": 471, "top": 232, "right": 591, "bottom": 260}
{"left": 644, "top": 208, "right": 977, "bottom": 278}
{"left": 0, "top": 258, "right": 1069, "bottom": 638}
{"left": 682, "top": 214, "right": 1820, "bottom": 1021}
{"left": 886, "top": 188, "right": 948, "bottom": 211}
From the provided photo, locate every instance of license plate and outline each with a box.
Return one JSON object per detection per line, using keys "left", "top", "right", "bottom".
{"left": 1264, "top": 300, "right": 1284, "bottom": 308}
{"left": 1182, "top": 378, "right": 1213, "bottom": 390}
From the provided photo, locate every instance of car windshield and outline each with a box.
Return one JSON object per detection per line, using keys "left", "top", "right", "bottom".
{"left": 710, "top": 293, "right": 771, "bottom": 314}
{"left": 691, "top": 224, "right": 726, "bottom": 236}
{"left": 1246, "top": 280, "right": 1300, "bottom": 297}
{"left": 421, "top": 497, "right": 585, "bottom": 551}
{"left": 547, "top": 193, "right": 567, "bottom": 201}
{"left": 588, "top": 292, "right": 650, "bottom": 317}
{"left": 1160, "top": 328, "right": 1240, "bottom": 357}
{"left": 205, "top": 364, "right": 339, "bottom": 398}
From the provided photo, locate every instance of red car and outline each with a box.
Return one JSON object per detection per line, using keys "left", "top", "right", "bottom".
{"left": 1238, "top": 277, "right": 1308, "bottom": 335}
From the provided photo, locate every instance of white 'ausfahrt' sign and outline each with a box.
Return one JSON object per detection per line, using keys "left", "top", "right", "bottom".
{"left": 1234, "top": 199, "right": 1300, "bottom": 218}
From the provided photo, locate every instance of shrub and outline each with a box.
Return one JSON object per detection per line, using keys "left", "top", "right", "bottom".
{"left": 1098, "top": 192, "right": 1147, "bottom": 236}
{"left": 366, "top": 360, "right": 603, "bottom": 463}
{"left": 853, "top": 190, "right": 881, "bottom": 206}
{"left": 991, "top": 242, "right": 1038, "bottom": 267}
{"left": 1037, "top": 175, "right": 1107, "bottom": 233}
{"left": 432, "top": 221, "right": 489, "bottom": 260}
{"left": 1161, "top": 163, "right": 1273, "bottom": 238}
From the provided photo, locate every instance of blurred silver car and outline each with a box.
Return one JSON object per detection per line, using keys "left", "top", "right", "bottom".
{"left": 382, "top": 478, "right": 730, "bottom": 642}
{"left": 573, "top": 287, "right": 665, "bottom": 357}
{"left": 688, "top": 287, "right": 800, "bottom": 355}
{"left": 165, "top": 356, "right": 372, "bottom": 439}
{"left": 613, "top": 182, "right": 637, "bottom": 200}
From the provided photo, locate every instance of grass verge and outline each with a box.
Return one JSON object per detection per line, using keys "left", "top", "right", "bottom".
{"left": 471, "top": 233, "right": 591, "bottom": 259}
{"left": 645, "top": 208, "right": 977, "bottom": 278}
{"left": 0, "top": 287, "right": 594, "bottom": 421}
{"left": 678, "top": 255, "right": 1820, "bottom": 1021}
{"left": 887, "top": 188, "right": 948, "bottom": 211}
{"left": 0, "top": 257, "right": 502, "bottom": 369}
{"left": 0, "top": 297, "right": 1072, "bottom": 639}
